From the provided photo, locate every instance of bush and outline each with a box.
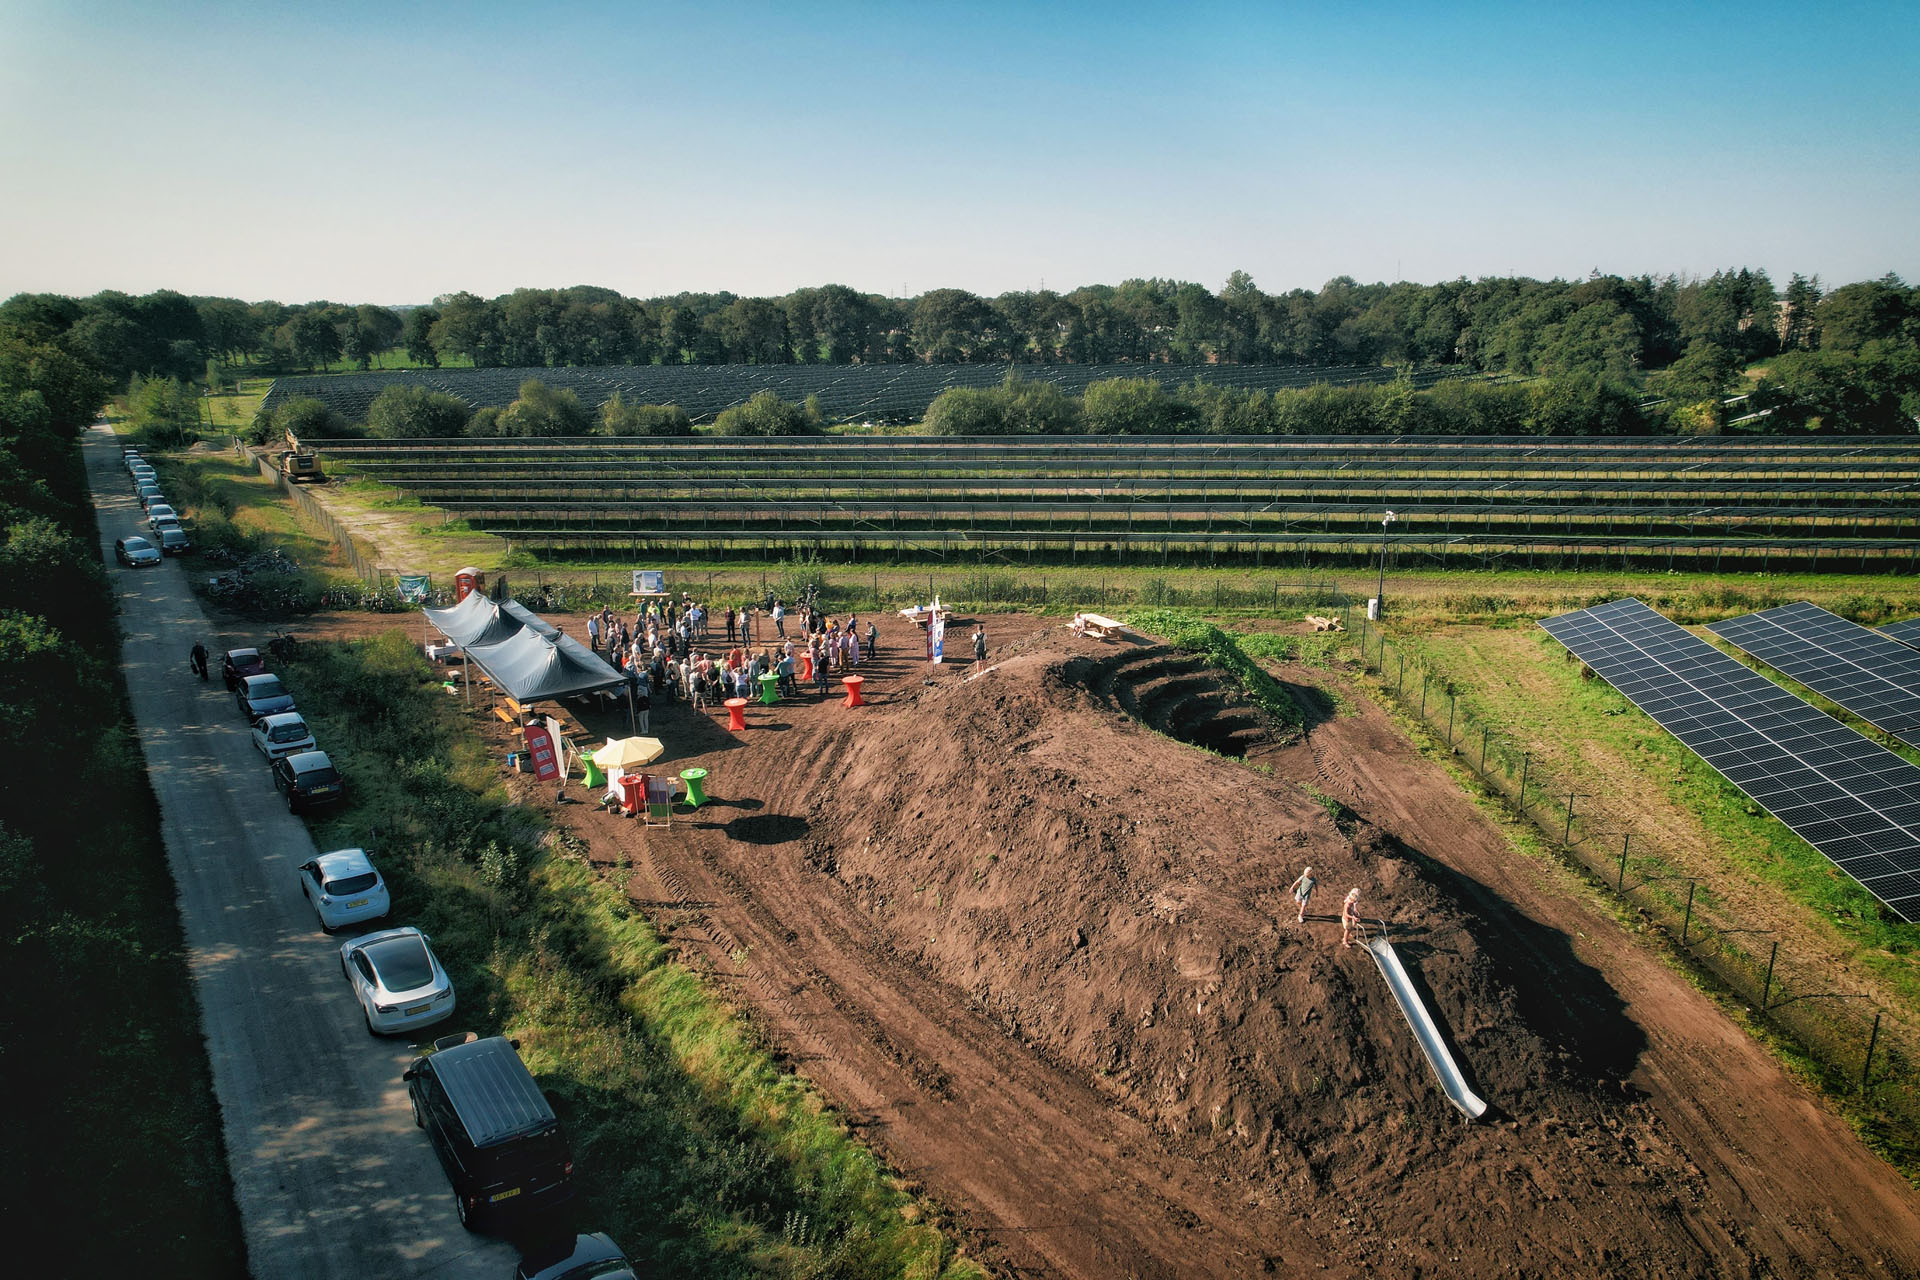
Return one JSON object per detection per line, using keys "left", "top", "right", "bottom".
{"left": 366, "top": 385, "right": 471, "bottom": 438}
{"left": 714, "top": 390, "right": 819, "bottom": 436}
{"left": 598, "top": 393, "right": 692, "bottom": 436}
{"left": 1124, "top": 607, "right": 1303, "bottom": 734}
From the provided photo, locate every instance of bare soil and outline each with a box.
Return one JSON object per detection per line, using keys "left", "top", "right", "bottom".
{"left": 286, "top": 608, "right": 1920, "bottom": 1279}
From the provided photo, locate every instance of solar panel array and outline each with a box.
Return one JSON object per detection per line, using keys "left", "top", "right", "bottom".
{"left": 1882, "top": 617, "right": 1920, "bottom": 652}
{"left": 1708, "top": 602, "right": 1920, "bottom": 748}
{"left": 1538, "top": 598, "right": 1920, "bottom": 922}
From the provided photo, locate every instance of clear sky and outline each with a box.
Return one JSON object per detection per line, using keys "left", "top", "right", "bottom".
{"left": 2, "top": 0, "right": 1914, "bottom": 304}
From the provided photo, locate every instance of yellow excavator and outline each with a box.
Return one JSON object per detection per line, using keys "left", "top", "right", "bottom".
{"left": 277, "top": 428, "right": 323, "bottom": 483}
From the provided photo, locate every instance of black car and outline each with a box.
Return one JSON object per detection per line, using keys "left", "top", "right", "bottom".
{"left": 222, "top": 647, "right": 267, "bottom": 691}
{"left": 114, "top": 535, "right": 162, "bottom": 568}
{"left": 271, "top": 749, "right": 345, "bottom": 813}
{"left": 236, "top": 673, "right": 296, "bottom": 723}
{"left": 515, "top": 1233, "right": 636, "bottom": 1280}
{"left": 403, "top": 1034, "right": 574, "bottom": 1232}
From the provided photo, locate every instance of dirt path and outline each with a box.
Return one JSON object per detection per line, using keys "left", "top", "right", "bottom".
{"left": 1264, "top": 663, "right": 1920, "bottom": 1277}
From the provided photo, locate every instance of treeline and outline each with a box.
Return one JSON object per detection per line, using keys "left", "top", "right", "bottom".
{"left": 5, "top": 270, "right": 1916, "bottom": 380}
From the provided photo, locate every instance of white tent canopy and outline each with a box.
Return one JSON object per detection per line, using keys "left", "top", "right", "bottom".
{"left": 423, "top": 591, "right": 557, "bottom": 649}
{"left": 462, "top": 625, "right": 626, "bottom": 704}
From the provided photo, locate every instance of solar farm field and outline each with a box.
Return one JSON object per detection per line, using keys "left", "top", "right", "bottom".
{"left": 316, "top": 432, "right": 1920, "bottom": 570}
{"left": 261, "top": 360, "right": 1462, "bottom": 424}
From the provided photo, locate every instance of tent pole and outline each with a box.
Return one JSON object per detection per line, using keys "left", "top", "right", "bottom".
{"left": 627, "top": 682, "right": 636, "bottom": 735}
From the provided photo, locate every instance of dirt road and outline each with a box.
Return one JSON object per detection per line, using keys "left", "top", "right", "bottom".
{"left": 86, "top": 426, "right": 513, "bottom": 1279}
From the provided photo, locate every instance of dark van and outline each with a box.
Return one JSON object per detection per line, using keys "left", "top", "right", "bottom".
{"left": 403, "top": 1034, "right": 574, "bottom": 1231}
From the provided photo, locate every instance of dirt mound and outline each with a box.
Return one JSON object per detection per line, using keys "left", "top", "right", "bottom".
{"left": 798, "top": 630, "right": 1752, "bottom": 1270}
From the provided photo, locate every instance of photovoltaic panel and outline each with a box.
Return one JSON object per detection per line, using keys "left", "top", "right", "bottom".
{"left": 1882, "top": 617, "right": 1920, "bottom": 653}
{"left": 1707, "top": 602, "right": 1920, "bottom": 749}
{"left": 1539, "top": 598, "right": 1920, "bottom": 922}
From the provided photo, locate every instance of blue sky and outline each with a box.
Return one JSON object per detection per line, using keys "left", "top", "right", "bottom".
{"left": 1, "top": 1, "right": 1913, "bottom": 303}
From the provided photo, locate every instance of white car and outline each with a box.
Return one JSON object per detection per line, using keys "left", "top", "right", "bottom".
{"left": 299, "top": 847, "right": 390, "bottom": 932}
{"left": 130, "top": 467, "right": 156, "bottom": 488}
{"left": 251, "top": 711, "right": 316, "bottom": 760}
{"left": 340, "top": 927, "right": 455, "bottom": 1035}
{"left": 145, "top": 503, "right": 177, "bottom": 531}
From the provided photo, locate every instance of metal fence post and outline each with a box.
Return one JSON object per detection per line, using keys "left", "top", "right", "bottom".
{"left": 1481, "top": 725, "right": 1489, "bottom": 771}
{"left": 1862, "top": 1012, "right": 1881, "bottom": 1087}
{"left": 1682, "top": 881, "right": 1696, "bottom": 944}
{"left": 1761, "top": 941, "right": 1778, "bottom": 1009}
{"left": 1396, "top": 651, "right": 1405, "bottom": 690}
{"left": 1618, "top": 833, "right": 1629, "bottom": 891}
{"left": 1518, "top": 752, "right": 1530, "bottom": 805}
{"left": 1563, "top": 792, "right": 1576, "bottom": 847}
{"left": 1420, "top": 673, "right": 1429, "bottom": 717}
{"left": 1446, "top": 695, "right": 1455, "bottom": 744}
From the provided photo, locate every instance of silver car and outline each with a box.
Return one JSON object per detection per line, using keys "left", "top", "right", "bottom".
{"left": 340, "top": 927, "right": 454, "bottom": 1035}
{"left": 250, "top": 711, "right": 315, "bottom": 760}
{"left": 299, "top": 847, "right": 390, "bottom": 932}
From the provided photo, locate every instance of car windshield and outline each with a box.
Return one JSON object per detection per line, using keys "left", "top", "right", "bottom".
{"left": 324, "top": 871, "right": 379, "bottom": 896}
{"left": 365, "top": 936, "right": 433, "bottom": 990}
{"left": 294, "top": 761, "right": 338, "bottom": 783}
{"left": 124, "top": 537, "right": 152, "bottom": 551}
{"left": 269, "top": 721, "right": 308, "bottom": 742}
{"left": 250, "top": 677, "right": 285, "bottom": 699}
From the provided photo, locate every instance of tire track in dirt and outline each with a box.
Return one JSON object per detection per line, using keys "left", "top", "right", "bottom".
{"left": 571, "top": 704, "right": 1325, "bottom": 1280}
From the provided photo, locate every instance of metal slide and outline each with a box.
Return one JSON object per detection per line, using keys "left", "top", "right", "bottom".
{"left": 1361, "top": 929, "right": 1489, "bottom": 1121}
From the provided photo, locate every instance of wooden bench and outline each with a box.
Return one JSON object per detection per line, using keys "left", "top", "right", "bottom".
{"left": 1070, "top": 612, "right": 1127, "bottom": 640}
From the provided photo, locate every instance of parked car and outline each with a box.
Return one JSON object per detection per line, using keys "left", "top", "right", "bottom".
{"left": 298, "top": 847, "right": 389, "bottom": 932}
{"left": 515, "top": 1233, "right": 635, "bottom": 1280}
{"left": 222, "top": 647, "right": 266, "bottom": 690}
{"left": 123, "top": 452, "right": 145, "bottom": 471}
{"left": 236, "top": 673, "right": 296, "bottom": 722}
{"left": 403, "top": 1034, "right": 572, "bottom": 1231}
{"left": 250, "top": 711, "right": 315, "bottom": 760}
{"left": 271, "top": 748, "right": 344, "bottom": 813}
{"left": 144, "top": 503, "right": 177, "bottom": 532}
{"left": 158, "top": 525, "right": 192, "bottom": 555}
{"left": 129, "top": 467, "right": 156, "bottom": 489}
{"left": 114, "top": 535, "right": 161, "bottom": 568}
{"left": 138, "top": 486, "right": 166, "bottom": 510}
{"left": 341, "top": 927, "right": 454, "bottom": 1036}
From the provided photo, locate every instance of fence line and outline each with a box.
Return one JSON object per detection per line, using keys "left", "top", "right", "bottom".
{"left": 1334, "top": 610, "right": 1917, "bottom": 1132}
{"left": 238, "top": 440, "right": 386, "bottom": 588}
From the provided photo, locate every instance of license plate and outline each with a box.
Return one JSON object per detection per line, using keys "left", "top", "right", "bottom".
{"left": 344, "top": 898, "right": 369, "bottom": 909}
{"left": 309, "top": 785, "right": 337, "bottom": 795}
{"left": 489, "top": 1187, "right": 521, "bottom": 1203}
{"left": 405, "top": 1002, "right": 432, "bottom": 1015}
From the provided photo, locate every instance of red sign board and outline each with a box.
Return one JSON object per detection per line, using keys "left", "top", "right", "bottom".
{"left": 522, "top": 722, "right": 561, "bottom": 782}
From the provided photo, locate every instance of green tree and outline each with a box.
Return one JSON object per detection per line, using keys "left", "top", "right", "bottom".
{"left": 713, "top": 390, "right": 816, "bottom": 436}
{"left": 366, "top": 385, "right": 471, "bottom": 438}
{"left": 402, "top": 307, "right": 441, "bottom": 366}
{"left": 598, "top": 392, "right": 692, "bottom": 436}
{"left": 0, "top": 517, "right": 105, "bottom": 639}
{"left": 127, "top": 375, "right": 200, "bottom": 446}
{"left": 922, "top": 387, "right": 1005, "bottom": 435}
{"left": 1081, "top": 377, "right": 1185, "bottom": 434}
{"left": 499, "top": 379, "right": 590, "bottom": 436}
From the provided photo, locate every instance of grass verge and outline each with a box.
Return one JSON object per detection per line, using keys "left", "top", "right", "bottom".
{"left": 281, "top": 631, "right": 982, "bottom": 1278}
{"left": 1123, "top": 607, "right": 1308, "bottom": 736}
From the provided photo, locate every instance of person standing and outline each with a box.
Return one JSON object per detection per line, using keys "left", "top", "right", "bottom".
{"left": 1341, "top": 887, "right": 1363, "bottom": 948}
{"left": 1290, "top": 866, "right": 1317, "bottom": 923}
{"left": 866, "top": 619, "right": 878, "bottom": 659}
{"left": 772, "top": 599, "right": 785, "bottom": 638}
{"left": 972, "top": 623, "right": 987, "bottom": 671}
{"left": 189, "top": 641, "right": 209, "bottom": 681}
{"left": 725, "top": 605, "right": 736, "bottom": 643}
{"left": 586, "top": 613, "right": 602, "bottom": 652}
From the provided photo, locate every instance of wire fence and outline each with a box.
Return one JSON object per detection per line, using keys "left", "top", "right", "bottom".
{"left": 1334, "top": 610, "right": 1917, "bottom": 1136}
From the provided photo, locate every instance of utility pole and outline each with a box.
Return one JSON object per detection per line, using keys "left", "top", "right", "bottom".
{"left": 1376, "top": 510, "right": 1396, "bottom": 617}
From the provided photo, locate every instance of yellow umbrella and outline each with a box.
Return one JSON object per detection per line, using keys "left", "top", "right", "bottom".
{"left": 592, "top": 736, "right": 665, "bottom": 771}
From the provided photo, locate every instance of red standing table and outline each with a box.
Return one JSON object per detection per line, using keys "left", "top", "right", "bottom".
{"left": 724, "top": 697, "right": 749, "bottom": 731}
{"left": 841, "top": 674, "right": 865, "bottom": 707}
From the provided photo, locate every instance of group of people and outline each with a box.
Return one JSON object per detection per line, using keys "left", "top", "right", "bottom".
{"left": 582, "top": 594, "right": 879, "bottom": 731}
{"left": 1289, "top": 866, "right": 1367, "bottom": 947}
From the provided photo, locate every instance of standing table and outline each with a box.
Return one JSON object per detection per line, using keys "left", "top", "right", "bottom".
{"left": 841, "top": 674, "right": 865, "bottom": 707}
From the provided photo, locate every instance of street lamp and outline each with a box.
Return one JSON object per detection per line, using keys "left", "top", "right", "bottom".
{"left": 1376, "top": 510, "right": 1397, "bottom": 616}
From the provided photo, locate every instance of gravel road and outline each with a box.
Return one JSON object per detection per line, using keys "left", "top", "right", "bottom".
{"left": 87, "top": 425, "right": 514, "bottom": 1279}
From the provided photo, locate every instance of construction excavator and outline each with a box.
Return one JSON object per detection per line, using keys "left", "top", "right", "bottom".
{"left": 276, "top": 427, "right": 323, "bottom": 483}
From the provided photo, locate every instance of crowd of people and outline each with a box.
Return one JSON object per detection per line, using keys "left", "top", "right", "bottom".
{"left": 584, "top": 594, "right": 880, "bottom": 731}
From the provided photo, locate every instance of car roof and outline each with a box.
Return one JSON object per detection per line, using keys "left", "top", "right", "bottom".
{"left": 227, "top": 648, "right": 260, "bottom": 660}
{"left": 259, "top": 711, "right": 306, "bottom": 728}
{"left": 242, "top": 673, "right": 284, "bottom": 689}
{"left": 428, "top": 1036, "right": 556, "bottom": 1147}
{"left": 518, "top": 1233, "right": 628, "bottom": 1280}
{"left": 283, "top": 749, "right": 333, "bottom": 770}
{"left": 315, "top": 847, "right": 373, "bottom": 876}
{"left": 121, "top": 535, "right": 152, "bottom": 547}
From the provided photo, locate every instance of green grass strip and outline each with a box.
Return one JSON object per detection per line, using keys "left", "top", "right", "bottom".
{"left": 1123, "top": 607, "right": 1305, "bottom": 735}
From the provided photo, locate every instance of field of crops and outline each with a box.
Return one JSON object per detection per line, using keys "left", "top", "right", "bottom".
{"left": 314, "top": 433, "right": 1920, "bottom": 571}
{"left": 261, "top": 360, "right": 1464, "bottom": 424}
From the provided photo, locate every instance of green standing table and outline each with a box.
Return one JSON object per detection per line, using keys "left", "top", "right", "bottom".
{"left": 580, "top": 754, "right": 606, "bottom": 790}
{"left": 758, "top": 671, "right": 780, "bottom": 704}
{"left": 679, "top": 767, "right": 708, "bottom": 809}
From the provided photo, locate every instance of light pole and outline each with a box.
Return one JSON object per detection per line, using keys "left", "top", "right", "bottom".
{"left": 1376, "top": 510, "right": 1396, "bottom": 616}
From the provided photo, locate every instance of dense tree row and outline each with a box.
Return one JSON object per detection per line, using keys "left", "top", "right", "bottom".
{"left": 7, "top": 271, "right": 1917, "bottom": 433}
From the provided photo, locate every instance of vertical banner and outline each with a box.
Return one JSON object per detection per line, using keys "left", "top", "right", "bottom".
{"left": 396, "top": 573, "right": 430, "bottom": 603}
{"left": 928, "top": 612, "right": 945, "bottom": 664}
{"left": 523, "top": 720, "right": 561, "bottom": 782}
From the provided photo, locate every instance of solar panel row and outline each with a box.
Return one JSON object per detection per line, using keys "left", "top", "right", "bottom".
{"left": 1707, "top": 602, "right": 1920, "bottom": 747}
{"left": 1881, "top": 617, "right": 1920, "bottom": 652}
{"left": 1538, "top": 598, "right": 1920, "bottom": 922}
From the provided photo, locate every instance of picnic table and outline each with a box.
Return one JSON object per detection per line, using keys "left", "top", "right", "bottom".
{"left": 1069, "top": 613, "right": 1128, "bottom": 640}
{"left": 899, "top": 604, "right": 952, "bottom": 629}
